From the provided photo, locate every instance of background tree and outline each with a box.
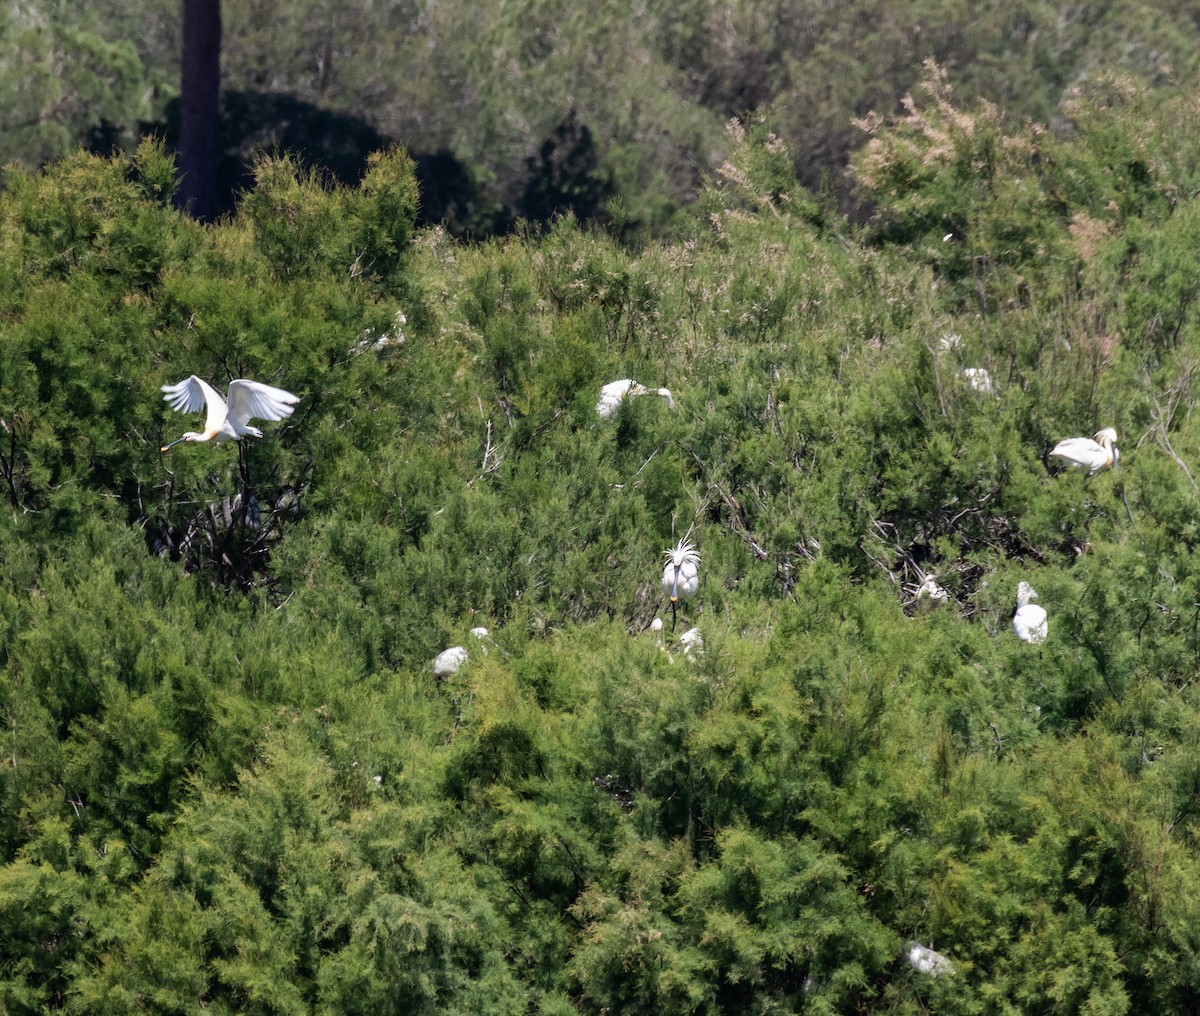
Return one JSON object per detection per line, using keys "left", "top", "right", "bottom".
{"left": 174, "top": 0, "right": 221, "bottom": 219}
{"left": 9, "top": 27, "right": 1200, "bottom": 1016}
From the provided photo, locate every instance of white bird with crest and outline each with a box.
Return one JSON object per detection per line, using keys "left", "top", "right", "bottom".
{"left": 1012, "top": 582, "right": 1047, "bottom": 643}
{"left": 161, "top": 375, "right": 300, "bottom": 451}
{"left": 661, "top": 535, "right": 700, "bottom": 629}
{"left": 596, "top": 379, "right": 675, "bottom": 420}
{"left": 1049, "top": 427, "right": 1118, "bottom": 476}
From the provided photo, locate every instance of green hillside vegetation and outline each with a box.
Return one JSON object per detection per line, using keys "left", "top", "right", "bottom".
{"left": 9, "top": 0, "right": 1200, "bottom": 234}
{"left": 7, "top": 65, "right": 1200, "bottom": 1012}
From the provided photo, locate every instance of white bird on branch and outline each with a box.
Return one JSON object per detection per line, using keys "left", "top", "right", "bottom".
{"left": 1050, "top": 427, "right": 1118, "bottom": 476}
{"left": 1012, "top": 582, "right": 1047, "bottom": 643}
{"left": 596, "top": 379, "right": 675, "bottom": 420}
{"left": 160, "top": 375, "right": 300, "bottom": 451}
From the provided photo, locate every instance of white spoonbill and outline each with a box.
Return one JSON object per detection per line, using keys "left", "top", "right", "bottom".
{"left": 432, "top": 627, "right": 490, "bottom": 678}
{"left": 1012, "top": 582, "right": 1047, "bottom": 643}
{"left": 161, "top": 375, "right": 300, "bottom": 451}
{"left": 1049, "top": 427, "right": 1118, "bottom": 476}
{"left": 596, "top": 379, "right": 675, "bottom": 419}
{"left": 661, "top": 536, "right": 700, "bottom": 629}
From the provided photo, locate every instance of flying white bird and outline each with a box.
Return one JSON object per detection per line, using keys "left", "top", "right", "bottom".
{"left": 160, "top": 376, "right": 300, "bottom": 451}
{"left": 661, "top": 536, "right": 700, "bottom": 629}
{"left": 432, "top": 627, "right": 490, "bottom": 678}
{"left": 1049, "top": 427, "right": 1118, "bottom": 476}
{"left": 904, "top": 942, "right": 955, "bottom": 977}
{"left": 596, "top": 379, "right": 675, "bottom": 419}
{"left": 1012, "top": 582, "right": 1047, "bottom": 643}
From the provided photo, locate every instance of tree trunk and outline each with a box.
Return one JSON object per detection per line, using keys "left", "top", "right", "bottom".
{"left": 175, "top": 0, "right": 222, "bottom": 221}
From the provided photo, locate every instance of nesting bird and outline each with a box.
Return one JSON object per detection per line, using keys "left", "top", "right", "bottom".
{"left": 596, "top": 379, "right": 675, "bottom": 419}
{"left": 161, "top": 375, "right": 300, "bottom": 451}
{"left": 678, "top": 627, "right": 704, "bottom": 657}
{"left": 915, "top": 574, "right": 950, "bottom": 610}
{"left": 431, "top": 627, "right": 490, "bottom": 678}
{"left": 903, "top": 942, "right": 955, "bottom": 977}
{"left": 1012, "top": 582, "right": 1048, "bottom": 643}
{"left": 960, "top": 368, "right": 995, "bottom": 395}
{"left": 1050, "top": 427, "right": 1118, "bottom": 476}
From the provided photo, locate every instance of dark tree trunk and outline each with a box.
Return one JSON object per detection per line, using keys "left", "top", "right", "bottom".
{"left": 175, "top": 0, "right": 222, "bottom": 221}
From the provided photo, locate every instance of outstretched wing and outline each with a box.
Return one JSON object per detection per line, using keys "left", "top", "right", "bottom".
{"left": 161, "top": 376, "right": 226, "bottom": 432}
{"left": 225, "top": 380, "right": 300, "bottom": 431}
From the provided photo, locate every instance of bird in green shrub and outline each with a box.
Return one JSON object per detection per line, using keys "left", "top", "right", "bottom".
{"left": 915, "top": 574, "right": 950, "bottom": 610}
{"left": 904, "top": 941, "right": 955, "bottom": 976}
{"left": 160, "top": 375, "right": 300, "bottom": 451}
{"left": 1049, "top": 427, "right": 1118, "bottom": 475}
{"left": 431, "top": 627, "right": 490, "bottom": 678}
{"left": 596, "top": 378, "right": 675, "bottom": 419}
{"left": 661, "top": 535, "right": 700, "bottom": 629}
{"left": 1013, "top": 581, "right": 1047, "bottom": 643}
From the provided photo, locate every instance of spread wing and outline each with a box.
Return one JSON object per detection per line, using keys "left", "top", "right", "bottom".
{"left": 225, "top": 380, "right": 300, "bottom": 431}
{"left": 161, "top": 375, "right": 226, "bottom": 433}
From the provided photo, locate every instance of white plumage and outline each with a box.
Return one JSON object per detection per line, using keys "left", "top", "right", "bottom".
{"left": 661, "top": 537, "right": 700, "bottom": 604}
{"left": 431, "top": 646, "right": 468, "bottom": 678}
{"left": 960, "top": 368, "right": 994, "bottom": 395}
{"left": 904, "top": 942, "right": 955, "bottom": 977}
{"left": 1012, "top": 582, "right": 1048, "bottom": 643}
{"left": 161, "top": 375, "right": 300, "bottom": 451}
{"left": 679, "top": 627, "right": 704, "bottom": 656}
{"left": 1050, "top": 427, "right": 1118, "bottom": 476}
{"left": 915, "top": 575, "right": 950, "bottom": 609}
{"left": 596, "top": 379, "right": 675, "bottom": 419}
{"left": 431, "top": 627, "right": 490, "bottom": 678}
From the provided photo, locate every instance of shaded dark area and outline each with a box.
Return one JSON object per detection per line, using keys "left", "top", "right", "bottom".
{"left": 518, "top": 110, "right": 615, "bottom": 230}
{"left": 412, "top": 149, "right": 511, "bottom": 239}
{"left": 159, "top": 89, "right": 390, "bottom": 219}
{"left": 154, "top": 92, "right": 611, "bottom": 238}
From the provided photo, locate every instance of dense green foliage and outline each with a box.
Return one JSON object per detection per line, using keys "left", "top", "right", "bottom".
{"left": 8, "top": 65, "right": 1200, "bottom": 1012}
{"left": 9, "top": 0, "right": 1200, "bottom": 234}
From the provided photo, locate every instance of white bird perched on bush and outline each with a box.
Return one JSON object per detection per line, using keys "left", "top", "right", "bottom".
{"left": 904, "top": 942, "right": 955, "bottom": 977}
{"left": 596, "top": 379, "right": 675, "bottom": 419}
{"left": 679, "top": 627, "right": 704, "bottom": 656}
{"left": 161, "top": 375, "right": 300, "bottom": 451}
{"left": 1050, "top": 427, "right": 1118, "bottom": 476}
{"left": 915, "top": 574, "right": 950, "bottom": 609}
{"left": 1012, "top": 582, "right": 1047, "bottom": 643}
{"left": 431, "top": 627, "right": 490, "bottom": 678}
{"left": 960, "top": 368, "right": 995, "bottom": 395}
{"left": 661, "top": 536, "right": 700, "bottom": 629}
